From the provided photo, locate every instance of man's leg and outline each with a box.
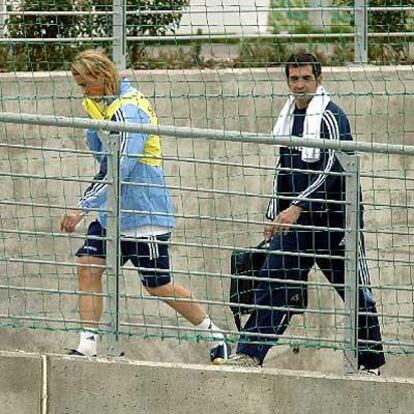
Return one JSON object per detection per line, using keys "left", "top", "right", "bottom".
{"left": 145, "top": 282, "right": 205, "bottom": 325}
{"left": 130, "top": 234, "right": 229, "bottom": 362}
{"left": 70, "top": 220, "right": 107, "bottom": 356}
{"left": 234, "top": 230, "right": 313, "bottom": 365}
{"left": 236, "top": 282, "right": 294, "bottom": 363}
{"left": 316, "top": 230, "right": 385, "bottom": 371}
{"left": 355, "top": 232, "right": 385, "bottom": 369}
{"left": 69, "top": 256, "right": 105, "bottom": 356}
{"left": 145, "top": 281, "right": 229, "bottom": 361}
{"left": 78, "top": 256, "right": 105, "bottom": 327}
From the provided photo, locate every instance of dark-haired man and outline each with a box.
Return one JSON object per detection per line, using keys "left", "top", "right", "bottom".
{"left": 217, "top": 53, "right": 385, "bottom": 374}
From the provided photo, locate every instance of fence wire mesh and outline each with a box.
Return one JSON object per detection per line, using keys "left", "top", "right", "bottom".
{"left": 0, "top": 1, "right": 412, "bottom": 374}
{"left": 0, "top": 66, "right": 413, "bottom": 365}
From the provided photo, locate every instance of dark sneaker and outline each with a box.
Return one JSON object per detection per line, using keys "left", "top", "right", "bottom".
{"left": 67, "top": 349, "right": 97, "bottom": 357}
{"left": 215, "top": 353, "right": 260, "bottom": 367}
{"left": 210, "top": 342, "right": 231, "bottom": 364}
{"left": 67, "top": 349, "right": 125, "bottom": 358}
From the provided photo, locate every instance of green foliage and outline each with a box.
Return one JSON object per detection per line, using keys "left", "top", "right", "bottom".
{"left": 6, "top": 0, "right": 90, "bottom": 70}
{"left": 368, "top": 0, "right": 414, "bottom": 63}
{"left": 2, "top": 1, "right": 413, "bottom": 70}
{"left": 237, "top": 39, "right": 288, "bottom": 68}
{"left": 269, "top": 0, "right": 311, "bottom": 34}
{"left": 269, "top": 0, "right": 353, "bottom": 35}
{"left": 86, "top": 0, "right": 189, "bottom": 63}
{"left": 335, "top": 0, "right": 414, "bottom": 63}
{"left": 4, "top": 0, "right": 189, "bottom": 71}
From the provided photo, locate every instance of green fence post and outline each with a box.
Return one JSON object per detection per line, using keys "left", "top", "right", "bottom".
{"left": 103, "top": 131, "right": 121, "bottom": 356}
{"left": 337, "top": 152, "right": 360, "bottom": 375}
{"left": 113, "top": 0, "right": 126, "bottom": 70}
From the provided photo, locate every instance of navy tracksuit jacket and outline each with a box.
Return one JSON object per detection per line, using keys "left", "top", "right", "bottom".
{"left": 237, "top": 102, "right": 385, "bottom": 369}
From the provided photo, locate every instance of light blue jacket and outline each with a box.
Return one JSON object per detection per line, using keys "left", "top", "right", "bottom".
{"left": 79, "top": 79, "right": 175, "bottom": 231}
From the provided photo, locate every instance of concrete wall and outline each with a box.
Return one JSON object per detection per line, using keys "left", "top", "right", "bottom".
{"left": 1, "top": 350, "right": 413, "bottom": 414}
{"left": 0, "top": 66, "right": 413, "bottom": 378}
{"left": 0, "top": 351, "right": 42, "bottom": 413}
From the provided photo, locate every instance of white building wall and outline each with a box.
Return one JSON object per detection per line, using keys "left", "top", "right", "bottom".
{"left": 177, "top": 0, "right": 271, "bottom": 35}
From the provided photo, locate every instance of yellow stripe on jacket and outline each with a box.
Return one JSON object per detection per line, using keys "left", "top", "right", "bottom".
{"left": 82, "top": 93, "right": 162, "bottom": 167}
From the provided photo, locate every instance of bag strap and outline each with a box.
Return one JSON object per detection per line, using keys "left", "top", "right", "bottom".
{"left": 234, "top": 314, "right": 242, "bottom": 331}
{"left": 257, "top": 239, "right": 269, "bottom": 249}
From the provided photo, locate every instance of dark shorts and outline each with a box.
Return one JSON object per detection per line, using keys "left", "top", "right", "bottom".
{"left": 76, "top": 220, "right": 171, "bottom": 288}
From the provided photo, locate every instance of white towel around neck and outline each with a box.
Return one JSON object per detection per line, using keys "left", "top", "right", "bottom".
{"left": 272, "top": 85, "right": 331, "bottom": 163}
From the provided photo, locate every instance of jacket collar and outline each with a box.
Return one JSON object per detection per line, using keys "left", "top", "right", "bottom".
{"left": 82, "top": 78, "right": 137, "bottom": 120}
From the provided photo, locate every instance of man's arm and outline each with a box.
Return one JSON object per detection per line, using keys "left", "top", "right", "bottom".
{"left": 59, "top": 158, "right": 109, "bottom": 232}
{"left": 60, "top": 106, "right": 149, "bottom": 233}
{"left": 264, "top": 157, "right": 303, "bottom": 239}
{"left": 85, "top": 128, "right": 105, "bottom": 163}
{"left": 77, "top": 107, "right": 148, "bottom": 213}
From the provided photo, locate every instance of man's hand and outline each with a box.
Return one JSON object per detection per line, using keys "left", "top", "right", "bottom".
{"left": 264, "top": 221, "right": 276, "bottom": 241}
{"left": 263, "top": 205, "right": 303, "bottom": 240}
{"left": 59, "top": 210, "right": 84, "bottom": 233}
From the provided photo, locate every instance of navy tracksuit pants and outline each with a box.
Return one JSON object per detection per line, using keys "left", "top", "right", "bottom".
{"left": 237, "top": 223, "right": 385, "bottom": 369}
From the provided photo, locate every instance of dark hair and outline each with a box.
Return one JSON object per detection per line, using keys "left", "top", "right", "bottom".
{"left": 285, "top": 53, "right": 322, "bottom": 79}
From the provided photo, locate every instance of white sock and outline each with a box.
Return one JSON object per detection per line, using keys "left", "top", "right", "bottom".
{"left": 76, "top": 330, "right": 98, "bottom": 356}
{"left": 195, "top": 316, "right": 225, "bottom": 348}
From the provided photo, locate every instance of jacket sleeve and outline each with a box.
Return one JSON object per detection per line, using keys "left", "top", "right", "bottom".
{"left": 291, "top": 110, "right": 352, "bottom": 212}
{"left": 85, "top": 129, "right": 105, "bottom": 163}
{"left": 78, "top": 106, "right": 150, "bottom": 212}
{"left": 265, "top": 157, "right": 280, "bottom": 220}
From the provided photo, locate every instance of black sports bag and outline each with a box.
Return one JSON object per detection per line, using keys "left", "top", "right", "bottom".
{"left": 229, "top": 240, "right": 268, "bottom": 331}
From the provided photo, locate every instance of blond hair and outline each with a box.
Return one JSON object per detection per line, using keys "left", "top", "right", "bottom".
{"left": 71, "top": 49, "right": 120, "bottom": 97}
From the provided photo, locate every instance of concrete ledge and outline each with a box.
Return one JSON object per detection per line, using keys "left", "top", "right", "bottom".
{"left": 47, "top": 354, "right": 413, "bottom": 414}
{"left": 0, "top": 351, "right": 42, "bottom": 413}
{"left": 1, "top": 351, "right": 414, "bottom": 413}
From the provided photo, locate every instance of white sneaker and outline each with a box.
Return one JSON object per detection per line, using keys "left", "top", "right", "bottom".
{"left": 359, "top": 366, "right": 380, "bottom": 376}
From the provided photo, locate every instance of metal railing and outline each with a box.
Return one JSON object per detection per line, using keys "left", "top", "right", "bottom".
{"left": 1, "top": 110, "right": 412, "bottom": 374}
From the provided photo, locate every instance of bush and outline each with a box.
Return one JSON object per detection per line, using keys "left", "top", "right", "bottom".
{"left": 236, "top": 39, "right": 288, "bottom": 68}
{"left": 335, "top": 0, "right": 414, "bottom": 63}
{"left": 2, "top": 1, "right": 413, "bottom": 71}
{"left": 5, "top": 0, "right": 90, "bottom": 71}
{"left": 269, "top": 0, "right": 311, "bottom": 35}
{"left": 88, "top": 0, "right": 189, "bottom": 64}
{"left": 4, "top": 0, "right": 189, "bottom": 71}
